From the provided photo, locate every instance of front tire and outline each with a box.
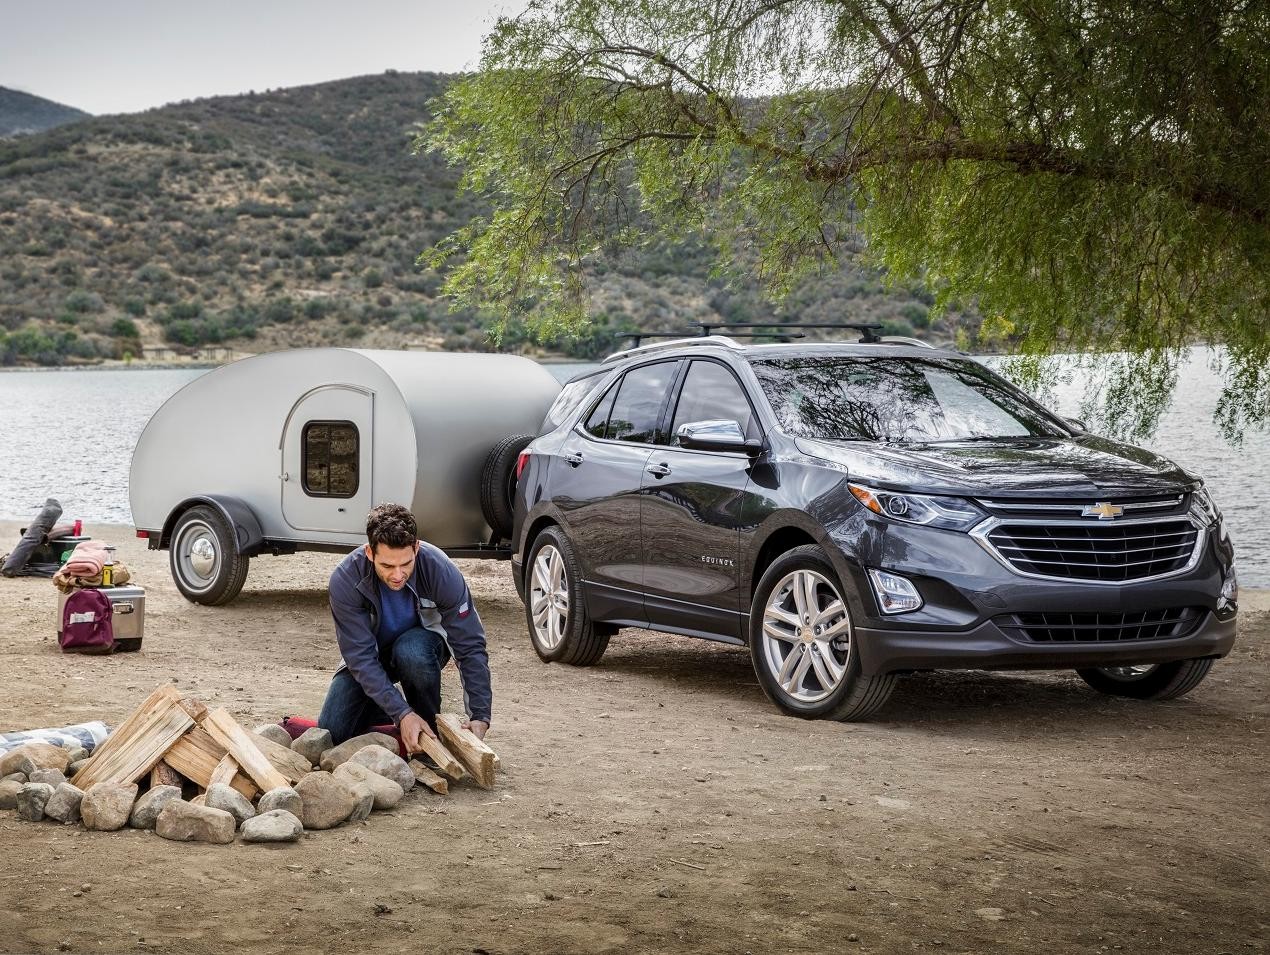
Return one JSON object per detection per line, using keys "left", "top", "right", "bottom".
{"left": 1076, "top": 659, "right": 1214, "bottom": 700}
{"left": 749, "top": 545, "right": 896, "bottom": 721}
{"left": 169, "top": 505, "right": 250, "bottom": 605}
{"left": 524, "top": 527, "right": 609, "bottom": 666}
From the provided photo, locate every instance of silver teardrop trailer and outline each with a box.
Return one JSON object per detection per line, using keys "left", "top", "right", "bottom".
{"left": 129, "top": 348, "right": 561, "bottom": 604}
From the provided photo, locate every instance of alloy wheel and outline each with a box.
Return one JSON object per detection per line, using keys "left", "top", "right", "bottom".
{"left": 761, "top": 569, "right": 852, "bottom": 704}
{"left": 1096, "top": 664, "right": 1160, "bottom": 682}
{"left": 530, "top": 544, "right": 569, "bottom": 650}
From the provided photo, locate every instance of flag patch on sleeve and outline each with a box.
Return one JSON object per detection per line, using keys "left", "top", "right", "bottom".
{"left": 458, "top": 601, "right": 471, "bottom": 619}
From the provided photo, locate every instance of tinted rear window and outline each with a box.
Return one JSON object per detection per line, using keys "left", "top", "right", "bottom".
{"left": 750, "top": 356, "right": 1068, "bottom": 442}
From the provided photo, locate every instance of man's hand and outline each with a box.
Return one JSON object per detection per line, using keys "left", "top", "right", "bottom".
{"left": 399, "top": 712, "right": 437, "bottom": 754}
{"left": 463, "top": 719, "right": 490, "bottom": 741}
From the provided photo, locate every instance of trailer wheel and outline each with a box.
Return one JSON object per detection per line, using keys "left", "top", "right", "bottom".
{"left": 481, "top": 433, "right": 534, "bottom": 541}
{"left": 169, "top": 505, "right": 250, "bottom": 605}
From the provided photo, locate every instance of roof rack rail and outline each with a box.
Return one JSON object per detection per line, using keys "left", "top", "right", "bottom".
{"left": 602, "top": 334, "right": 749, "bottom": 364}
{"left": 706, "top": 322, "right": 884, "bottom": 343}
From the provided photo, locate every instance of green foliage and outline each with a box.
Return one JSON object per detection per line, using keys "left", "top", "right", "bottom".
{"left": 424, "top": 0, "right": 1270, "bottom": 439}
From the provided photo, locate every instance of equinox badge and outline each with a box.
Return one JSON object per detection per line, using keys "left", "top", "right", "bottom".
{"left": 1082, "top": 502, "right": 1124, "bottom": 520}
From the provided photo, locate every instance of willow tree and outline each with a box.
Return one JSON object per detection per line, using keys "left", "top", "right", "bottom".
{"left": 422, "top": 0, "right": 1269, "bottom": 439}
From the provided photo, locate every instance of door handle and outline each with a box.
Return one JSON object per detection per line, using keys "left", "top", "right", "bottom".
{"left": 564, "top": 452, "right": 585, "bottom": 467}
{"left": 646, "top": 462, "right": 672, "bottom": 478}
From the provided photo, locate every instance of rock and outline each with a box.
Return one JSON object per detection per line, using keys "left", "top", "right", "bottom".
{"left": 295, "top": 772, "right": 356, "bottom": 829}
{"left": 64, "top": 746, "right": 89, "bottom": 764}
{"left": 16, "top": 783, "right": 55, "bottom": 821}
{"left": 206, "top": 783, "right": 256, "bottom": 827}
{"left": 291, "top": 727, "right": 334, "bottom": 767}
{"left": 3, "top": 772, "right": 28, "bottom": 784}
{"left": 0, "top": 779, "right": 24, "bottom": 809}
{"left": 130, "top": 785, "right": 183, "bottom": 830}
{"left": 44, "top": 784, "right": 84, "bottom": 824}
{"left": 81, "top": 783, "right": 138, "bottom": 831}
{"left": 156, "top": 801, "right": 235, "bottom": 844}
{"left": 333, "top": 762, "right": 405, "bottom": 810}
{"left": 349, "top": 747, "right": 414, "bottom": 793}
{"left": 347, "top": 781, "right": 375, "bottom": 821}
{"left": 30, "top": 769, "right": 67, "bottom": 788}
{"left": 241, "top": 809, "right": 303, "bottom": 843}
{"left": 253, "top": 723, "right": 294, "bottom": 748}
{"left": 0, "top": 742, "right": 71, "bottom": 777}
{"left": 258, "top": 787, "right": 303, "bottom": 817}
{"left": 68, "top": 759, "right": 90, "bottom": 777}
{"left": 319, "top": 733, "right": 397, "bottom": 772}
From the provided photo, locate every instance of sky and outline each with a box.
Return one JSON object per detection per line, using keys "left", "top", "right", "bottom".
{"left": 1, "top": 0, "right": 529, "bottom": 116}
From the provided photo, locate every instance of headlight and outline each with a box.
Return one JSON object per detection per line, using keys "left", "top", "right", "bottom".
{"left": 1189, "top": 485, "right": 1222, "bottom": 528}
{"left": 849, "top": 483, "right": 984, "bottom": 532}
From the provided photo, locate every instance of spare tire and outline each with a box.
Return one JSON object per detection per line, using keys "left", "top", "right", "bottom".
{"left": 480, "top": 434, "right": 535, "bottom": 542}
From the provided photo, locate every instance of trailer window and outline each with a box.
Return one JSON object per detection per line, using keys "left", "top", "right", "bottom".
{"left": 302, "top": 421, "right": 359, "bottom": 498}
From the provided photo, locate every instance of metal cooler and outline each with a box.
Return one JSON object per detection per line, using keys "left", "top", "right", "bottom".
{"left": 56, "top": 585, "right": 145, "bottom": 652}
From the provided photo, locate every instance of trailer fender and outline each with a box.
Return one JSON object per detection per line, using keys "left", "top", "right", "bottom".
{"left": 161, "top": 496, "right": 265, "bottom": 556}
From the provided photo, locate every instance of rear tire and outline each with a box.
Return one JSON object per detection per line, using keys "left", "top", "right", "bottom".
{"left": 749, "top": 545, "right": 896, "bottom": 721}
{"left": 524, "top": 526, "right": 609, "bottom": 666}
{"left": 481, "top": 434, "right": 534, "bottom": 541}
{"left": 1076, "top": 659, "right": 1214, "bottom": 700}
{"left": 169, "top": 505, "right": 249, "bottom": 605}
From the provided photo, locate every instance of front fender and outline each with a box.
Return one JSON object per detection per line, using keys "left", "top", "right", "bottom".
{"left": 162, "top": 496, "right": 265, "bottom": 556}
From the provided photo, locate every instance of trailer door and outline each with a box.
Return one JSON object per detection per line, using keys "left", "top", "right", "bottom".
{"left": 281, "top": 385, "right": 374, "bottom": 533}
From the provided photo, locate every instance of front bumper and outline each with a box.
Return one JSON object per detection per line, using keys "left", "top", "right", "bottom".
{"left": 831, "top": 514, "right": 1238, "bottom": 677}
{"left": 855, "top": 609, "right": 1237, "bottom": 676}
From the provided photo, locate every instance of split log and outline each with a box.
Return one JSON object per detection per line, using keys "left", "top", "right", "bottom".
{"left": 248, "top": 731, "right": 312, "bottom": 785}
{"left": 163, "top": 727, "right": 257, "bottom": 800}
{"left": 408, "top": 760, "right": 449, "bottom": 795}
{"left": 436, "top": 714, "right": 497, "bottom": 789}
{"left": 412, "top": 733, "right": 466, "bottom": 781}
{"left": 209, "top": 755, "right": 241, "bottom": 789}
{"left": 199, "top": 709, "right": 289, "bottom": 793}
{"left": 71, "top": 685, "right": 195, "bottom": 790}
{"left": 151, "top": 761, "right": 184, "bottom": 789}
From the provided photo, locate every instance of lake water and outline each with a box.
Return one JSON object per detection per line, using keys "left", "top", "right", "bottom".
{"left": 0, "top": 351, "right": 1264, "bottom": 585}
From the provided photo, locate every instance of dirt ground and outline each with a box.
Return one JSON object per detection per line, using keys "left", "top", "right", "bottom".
{"left": 0, "top": 521, "right": 1266, "bottom": 955}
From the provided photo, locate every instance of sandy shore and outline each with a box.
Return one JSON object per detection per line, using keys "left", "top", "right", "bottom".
{"left": 0, "top": 521, "right": 1266, "bottom": 954}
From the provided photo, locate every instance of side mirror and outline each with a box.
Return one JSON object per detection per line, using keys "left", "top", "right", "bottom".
{"left": 676, "top": 419, "right": 763, "bottom": 455}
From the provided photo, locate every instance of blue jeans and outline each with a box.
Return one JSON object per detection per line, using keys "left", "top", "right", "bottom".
{"left": 318, "top": 626, "right": 448, "bottom": 745}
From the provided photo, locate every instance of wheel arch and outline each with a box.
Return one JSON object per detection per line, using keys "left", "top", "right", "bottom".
{"left": 161, "top": 496, "right": 265, "bottom": 556}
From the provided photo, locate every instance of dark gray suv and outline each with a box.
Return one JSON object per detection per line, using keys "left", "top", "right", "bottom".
{"left": 510, "top": 337, "right": 1239, "bottom": 720}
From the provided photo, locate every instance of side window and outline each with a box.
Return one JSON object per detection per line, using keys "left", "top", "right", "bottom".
{"left": 583, "top": 382, "right": 619, "bottom": 439}
{"left": 670, "top": 360, "right": 756, "bottom": 445}
{"left": 302, "top": 421, "right": 359, "bottom": 498}
{"left": 543, "top": 373, "right": 608, "bottom": 433}
{"left": 606, "top": 361, "right": 679, "bottom": 444}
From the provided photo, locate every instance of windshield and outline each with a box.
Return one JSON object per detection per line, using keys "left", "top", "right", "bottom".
{"left": 750, "top": 355, "right": 1070, "bottom": 443}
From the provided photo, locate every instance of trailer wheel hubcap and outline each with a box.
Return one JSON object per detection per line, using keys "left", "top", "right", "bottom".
{"left": 176, "top": 521, "right": 220, "bottom": 589}
{"left": 761, "top": 569, "right": 851, "bottom": 704}
{"left": 530, "top": 544, "right": 568, "bottom": 650}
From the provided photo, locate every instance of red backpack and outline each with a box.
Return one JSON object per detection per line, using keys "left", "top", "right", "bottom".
{"left": 60, "top": 589, "right": 115, "bottom": 654}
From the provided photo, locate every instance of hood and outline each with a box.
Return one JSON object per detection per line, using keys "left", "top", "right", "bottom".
{"left": 792, "top": 434, "right": 1197, "bottom": 498}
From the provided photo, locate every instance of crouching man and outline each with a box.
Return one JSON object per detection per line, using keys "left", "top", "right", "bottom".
{"left": 319, "top": 503, "right": 491, "bottom": 750}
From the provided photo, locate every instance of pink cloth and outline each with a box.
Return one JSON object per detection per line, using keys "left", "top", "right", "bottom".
{"left": 63, "top": 540, "right": 108, "bottom": 576}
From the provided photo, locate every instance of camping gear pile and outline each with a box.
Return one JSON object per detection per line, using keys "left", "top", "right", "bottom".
{"left": 0, "top": 498, "right": 86, "bottom": 578}
{"left": 0, "top": 685, "right": 499, "bottom": 844}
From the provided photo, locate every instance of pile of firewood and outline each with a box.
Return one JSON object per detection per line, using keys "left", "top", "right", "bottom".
{"left": 0, "top": 684, "right": 499, "bottom": 844}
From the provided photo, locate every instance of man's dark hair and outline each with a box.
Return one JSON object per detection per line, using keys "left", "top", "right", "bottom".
{"left": 366, "top": 503, "right": 417, "bottom": 551}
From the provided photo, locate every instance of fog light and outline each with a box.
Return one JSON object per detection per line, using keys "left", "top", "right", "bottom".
{"left": 867, "top": 568, "right": 923, "bottom": 615}
{"left": 1218, "top": 566, "right": 1238, "bottom": 614}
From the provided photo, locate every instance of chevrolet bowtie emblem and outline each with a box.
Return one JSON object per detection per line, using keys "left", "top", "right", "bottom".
{"left": 1082, "top": 502, "right": 1124, "bottom": 520}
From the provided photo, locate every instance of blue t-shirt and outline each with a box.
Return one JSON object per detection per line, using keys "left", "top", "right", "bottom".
{"left": 377, "top": 581, "right": 417, "bottom": 647}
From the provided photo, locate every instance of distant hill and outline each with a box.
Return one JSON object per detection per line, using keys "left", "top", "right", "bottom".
{"left": 0, "top": 71, "right": 977, "bottom": 367}
{"left": 0, "top": 87, "right": 89, "bottom": 138}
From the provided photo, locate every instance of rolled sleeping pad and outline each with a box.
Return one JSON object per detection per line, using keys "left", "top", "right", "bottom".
{"left": 1, "top": 498, "right": 62, "bottom": 578}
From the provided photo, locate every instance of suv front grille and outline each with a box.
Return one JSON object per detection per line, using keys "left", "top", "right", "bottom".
{"left": 997, "top": 607, "right": 1204, "bottom": 643}
{"left": 983, "top": 519, "right": 1199, "bottom": 582}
